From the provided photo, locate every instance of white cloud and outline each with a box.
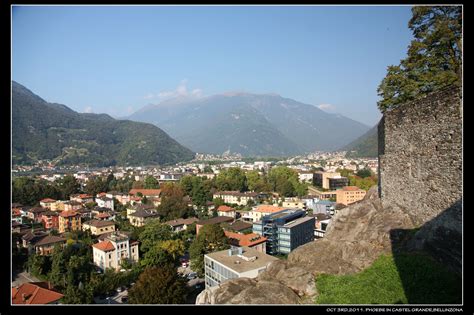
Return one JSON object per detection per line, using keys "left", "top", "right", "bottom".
{"left": 84, "top": 106, "right": 93, "bottom": 113}
{"left": 317, "top": 103, "right": 336, "bottom": 111}
{"left": 143, "top": 80, "right": 204, "bottom": 103}
{"left": 144, "top": 93, "right": 155, "bottom": 100}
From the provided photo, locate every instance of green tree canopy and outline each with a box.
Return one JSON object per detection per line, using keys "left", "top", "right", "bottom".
{"left": 157, "top": 183, "right": 191, "bottom": 220}
{"left": 189, "top": 224, "right": 229, "bottom": 276}
{"left": 215, "top": 167, "right": 248, "bottom": 192}
{"left": 377, "top": 6, "right": 462, "bottom": 112}
{"left": 128, "top": 265, "right": 187, "bottom": 304}
{"left": 144, "top": 175, "right": 160, "bottom": 189}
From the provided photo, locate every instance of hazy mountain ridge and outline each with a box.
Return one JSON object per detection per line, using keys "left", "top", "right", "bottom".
{"left": 12, "top": 81, "right": 195, "bottom": 166}
{"left": 342, "top": 124, "right": 378, "bottom": 158}
{"left": 127, "top": 93, "right": 370, "bottom": 156}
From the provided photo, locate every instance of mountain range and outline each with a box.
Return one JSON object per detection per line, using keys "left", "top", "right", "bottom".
{"left": 12, "top": 81, "right": 195, "bottom": 166}
{"left": 343, "top": 124, "right": 379, "bottom": 158}
{"left": 127, "top": 93, "right": 371, "bottom": 156}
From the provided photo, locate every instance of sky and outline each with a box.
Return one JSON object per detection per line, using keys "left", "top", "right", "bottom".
{"left": 12, "top": 5, "right": 414, "bottom": 127}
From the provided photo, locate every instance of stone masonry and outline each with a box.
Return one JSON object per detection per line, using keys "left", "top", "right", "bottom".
{"left": 378, "top": 86, "right": 462, "bottom": 226}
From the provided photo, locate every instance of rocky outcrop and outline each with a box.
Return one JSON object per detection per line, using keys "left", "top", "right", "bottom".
{"left": 196, "top": 187, "right": 415, "bottom": 304}
{"left": 195, "top": 278, "right": 301, "bottom": 304}
{"left": 288, "top": 187, "right": 415, "bottom": 275}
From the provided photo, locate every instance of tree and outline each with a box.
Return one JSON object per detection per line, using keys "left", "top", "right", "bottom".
{"left": 268, "top": 166, "right": 300, "bottom": 197}
{"left": 203, "top": 165, "right": 213, "bottom": 173}
{"left": 144, "top": 175, "right": 160, "bottom": 189}
{"left": 215, "top": 167, "right": 247, "bottom": 192}
{"left": 356, "top": 168, "right": 373, "bottom": 178}
{"left": 84, "top": 177, "right": 108, "bottom": 196}
{"left": 128, "top": 265, "right": 187, "bottom": 304}
{"left": 138, "top": 220, "right": 173, "bottom": 254}
{"left": 377, "top": 6, "right": 462, "bottom": 112}
{"left": 246, "top": 170, "right": 271, "bottom": 192}
{"left": 157, "top": 183, "right": 190, "bottom": 220}
{"left": 189, "top": 224, "right": 229, "bottom": 276}
{"left": 57, "top": 175, "right": 80, "bottom": 199}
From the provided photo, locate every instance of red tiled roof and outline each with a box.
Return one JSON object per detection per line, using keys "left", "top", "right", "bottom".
{"left": 224, "top": 231, "right": 267, "bottom": 247}
{"left": 59, "top": 210, "right": 79, "bottom": 218}
{"left": 217, "top": 205, "right": 235, "bottom": 212}
{"left": 95, "top": 212, "right": 111, "bottom": 218}
{"left": 129, "top": 189, "right": 162, "bottom": 196}
{"left": 92, "top": 240, "right": 115, "bottom": 252}
{"left": 40, "top": 198, "right": 56, "bottom": 203}
{"left": 254, "top": 205, "right": 286, "bottom": 213}
{"left": 12, "top": 283, "right": 63, "bottom": 304}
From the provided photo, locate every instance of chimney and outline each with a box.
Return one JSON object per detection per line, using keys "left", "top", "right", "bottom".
{"left": 22, "top": 293, "right": 27, "bottom": 302}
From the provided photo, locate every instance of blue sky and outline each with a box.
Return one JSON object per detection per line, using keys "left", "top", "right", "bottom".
{"left": 12, "top": 5, "right": 414, "bottom": 126}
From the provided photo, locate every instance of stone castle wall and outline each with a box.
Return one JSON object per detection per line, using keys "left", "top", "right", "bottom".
{"left": 378, "top": 86, "right": 462, "bottom": 226}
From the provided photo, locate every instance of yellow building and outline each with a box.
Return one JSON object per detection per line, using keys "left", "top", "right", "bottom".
{"left": 336, "top": 186, "right": 367, "bottom": 205}
{"left": 82, "top": 219, "right": 116, "bottom": 236}
{"left": 58, "top": 210, "right": 82, "bottom": 233}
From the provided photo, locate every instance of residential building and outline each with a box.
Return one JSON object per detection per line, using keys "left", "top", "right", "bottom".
{"left": 328, "top": 177, "right": 349, "bottom": 190}
{"left": 92, "top": 232, "right": 139, "bottom": 271}
{"left": 34, "top": 235, "right": 66, "bottom": 255}
{"left": 253, "top": 209, "right": 315, "bottom": 255}
{"left": 336, "top": 186, "right": 367, "bottom": 205}
{"left": 281, "top": 197, "right": 306, "bottom": 210}
{"left": 22, "top": 230, "right": 48, "bottom": 253}
{"left": 58, "top": 210, "right": 82, "bottom": 233}
{"left": 106, "top": 192, "right": 130, "bottom": 205}
{"left": 39, "top": 198, "right": 56, "bottom": 209}
{"left": 164, "top": 217, "right": 199, "bottom": 232}
{"left": 311, "top": 189, "right": 338, "bottom": 201}
{"left": 242, "top": 205, "right": 286, "bottom": 223}
{"left": 70, "top": 194, "right": 94, "bottom": 204}
{"left": 12, "top": 282, "right": 64, "bottom": 304}
{"left": 128, "top": 209, "right": 159, "bottom": 227}
{"left": 76, "top": 208, "right": 93, "bottom": 220}
{"left": 27, "top": 207, "right": 47, "bottom": 223}
{"left": 217, "top": 205, "right": 237, "bottom": 218}
{"left": 82, "top": 220, "right": 116, "bottom": 236}
{"left": 129, "top": 188, "right": 162, "bottom": 197}
{"left": 213, "top": 191, "right": 262, "bottom": 206}
{"left": 313, "top": 200, "right": 336, "bottom": 215}
{"left": 62, "top": 201, "right": 82, "bottom": 212}
{"left": 96, "top": 196, "right": 114, "bottom": 210}
{"left": 310, "top": 213, "right": 332, "bottom": 239}
{"left": 41, "top": 211, "right": 59, "bottom": 230}
{"left": 204, "top": 246, "right": 278, "bottom": 288}
{"left": 195, "top": 216, "right": 234, "bottom": 235}
{"left": 298, "top": 172, "right": 314, "bottom": 183}
{"left": 126, "top": 203, "right": 155, "bottom": 217}
{"left": 224, "top": 231, "right": 267, "bottom": 253}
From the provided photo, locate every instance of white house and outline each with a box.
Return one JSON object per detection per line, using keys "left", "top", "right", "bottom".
{"left": 92, "top": 232, "right": 139, "bottom": 271}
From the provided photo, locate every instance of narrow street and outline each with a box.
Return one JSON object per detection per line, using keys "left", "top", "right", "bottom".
{"left": 12, "top": 271, "right": 40, "bottom": 287}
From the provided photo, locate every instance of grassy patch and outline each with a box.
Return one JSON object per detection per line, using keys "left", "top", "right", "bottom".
{"left": 315, "top": 253, "right": 461, "bottom": 304}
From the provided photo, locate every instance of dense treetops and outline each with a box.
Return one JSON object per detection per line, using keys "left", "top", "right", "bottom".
{"left": 377, "top": 6, "right": 462, "bottom": 112}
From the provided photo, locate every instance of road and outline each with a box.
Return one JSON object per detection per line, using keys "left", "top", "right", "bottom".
{"left": 93, "top": 289, "right": 129, "bottom": 304}
{"left": 12, "top": 271, "right": 40, "bottom": 287}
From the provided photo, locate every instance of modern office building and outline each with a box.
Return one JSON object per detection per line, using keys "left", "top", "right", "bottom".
{"left": 314, "top": 171, "right": 349, "bottom": 190}
{"left": 252, "top": 209, "right": 315, "bottom": 255}
{"left": 204, "top": 246, "right": 278, "bottom": 288}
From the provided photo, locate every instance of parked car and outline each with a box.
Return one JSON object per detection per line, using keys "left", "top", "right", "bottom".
{"left": 187, "top": 272, "right": 197, "bottom": 280}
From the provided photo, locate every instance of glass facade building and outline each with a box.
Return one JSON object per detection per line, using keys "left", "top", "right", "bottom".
{"left": 252, "top": 209, "right": 315, "bottom": 255}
